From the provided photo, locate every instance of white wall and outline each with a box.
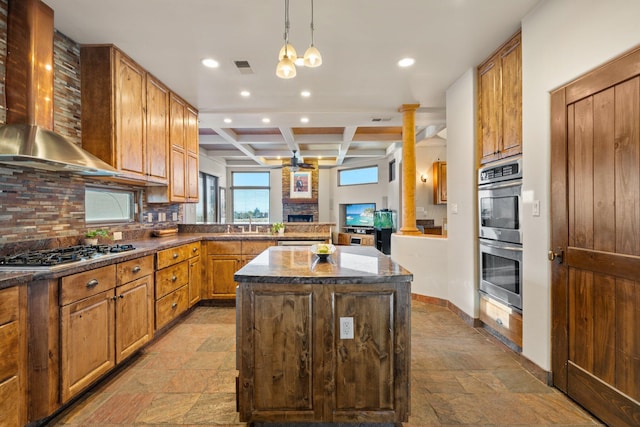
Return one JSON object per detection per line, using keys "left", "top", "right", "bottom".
{"left": 520, "top": 0, "right": 640, "bottom": 370}
{"left": 444, "top": 68, "right": 478, "bottom": 318}
{"left": 392, "top": 234, "right": 448, "bottom": 298}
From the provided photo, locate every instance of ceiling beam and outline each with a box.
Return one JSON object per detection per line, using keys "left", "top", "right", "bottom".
{"left": 279, "top": 127, "right": 299, "bottom": 153}
{"left": 211, "top": 127, "right": 265, "bottom": 165}
{"left": 336, "top": 126, "right": 357, "bottom": 165}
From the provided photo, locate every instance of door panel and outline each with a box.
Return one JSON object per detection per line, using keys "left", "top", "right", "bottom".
{"left": 552, "top": 47, "right": 640, "bottom": 426}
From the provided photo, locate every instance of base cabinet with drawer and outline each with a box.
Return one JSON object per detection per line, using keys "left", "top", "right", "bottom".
{"left": 187, "top": 242, "right": 202, "bottom": 307}
{"left": 479, "top": 293, "right": 522, "bottom": 348}
{"left": 205, "top": 240, "right": 275, "bottom": 300}
{"left": 60, "top": 257, "right": 154, "bottom": 403}
{"left": 0, "top": 285, "right": 27, "bottom": 427}
{"left": 155, "top": 244, "right": 193, "bottom": 329}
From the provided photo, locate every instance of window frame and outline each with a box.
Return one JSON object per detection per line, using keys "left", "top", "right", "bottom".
{"left": 85, "top": 185, "right": 137, "bottom": 225}
{"left": 338, "top": 165, "right": 379, "bottom": 186}
{"left": 230, "top": 171, "right": 271, "bottom": 224}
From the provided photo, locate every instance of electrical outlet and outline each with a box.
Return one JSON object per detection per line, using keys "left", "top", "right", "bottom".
{"left": 112, "top": 231, "right": 123, "bottom": 241}
{"left": 340, "top": 317, "right": 354, "bottom": 339}
{"left": 172, "top": 212, "right": 178, "bottom": 221}
{"left": 147, "top": 213, "right": 153, "bottom": 222}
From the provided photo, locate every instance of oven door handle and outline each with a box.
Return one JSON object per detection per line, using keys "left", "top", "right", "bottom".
{"left": 478, "top": 180, "right": 522, "bottom": 191}
{"left": 480, "top": 240, "right": 523, "bottom": 252}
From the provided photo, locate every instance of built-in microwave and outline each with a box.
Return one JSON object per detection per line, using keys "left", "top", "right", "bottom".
{"left": 478, "top": 157, "right": 522, "bottom": 244}
{"left": 479, "top": 238, "right": 523, "bottom": 312}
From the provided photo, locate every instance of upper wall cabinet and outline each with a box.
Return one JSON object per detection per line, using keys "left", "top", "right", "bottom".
{"left": 81, "top": 45, "right": 199, "bottom": 203}
{"left": 477, "top": 31, "right": 522, "bottom": 165}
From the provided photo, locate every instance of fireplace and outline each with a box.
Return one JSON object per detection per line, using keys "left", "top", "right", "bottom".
{"left": 288, "top": 214, "right": 313, "bottom": 222}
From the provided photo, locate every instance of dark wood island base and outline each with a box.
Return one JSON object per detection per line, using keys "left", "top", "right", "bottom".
{"left": 235, "top": 246, "right": 413, "bottom": 424}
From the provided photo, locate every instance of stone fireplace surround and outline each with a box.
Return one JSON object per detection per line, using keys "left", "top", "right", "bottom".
{"left": 281, "top": 161, "right": 319, "bottom": 222}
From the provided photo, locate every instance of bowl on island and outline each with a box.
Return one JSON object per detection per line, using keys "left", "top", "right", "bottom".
{"left": 310, "top": 243, "right": 336, "bottom": 261}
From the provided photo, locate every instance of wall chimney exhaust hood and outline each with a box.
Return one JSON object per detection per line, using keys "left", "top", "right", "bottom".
{"left": 0, "top": 124, "right": 120, "bottom": 176}
{"left": 0, "top": 0, "right": 119, "bottom": 177}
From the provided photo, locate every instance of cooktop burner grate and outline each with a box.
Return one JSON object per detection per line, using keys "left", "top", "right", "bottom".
{"left": 0, "top": 244, "right": 136, "bottom": 267}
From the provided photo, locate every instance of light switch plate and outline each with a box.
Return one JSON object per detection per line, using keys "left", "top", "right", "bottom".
{"left": 340, "top": 317, "right": 354, "bottom": 339}
{"left": 533, "top": 200, "right": 540, "bottom": 217}
{"left": 451, "top": 203, "right": 458, "bottom": 214}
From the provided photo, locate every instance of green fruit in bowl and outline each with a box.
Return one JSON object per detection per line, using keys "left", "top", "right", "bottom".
{"left": 317, "top": 244, "right": 330, "bottom": 254}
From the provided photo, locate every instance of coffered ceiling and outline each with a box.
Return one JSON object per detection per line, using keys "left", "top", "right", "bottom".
{"left": 43, "top": 0, "right": 539, "bottom": 168}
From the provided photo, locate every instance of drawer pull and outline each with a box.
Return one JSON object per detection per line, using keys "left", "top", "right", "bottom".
{"left": 112, "top": 295, "right": 118, "bottom": 301}
{"left": 132, "top": 266, "right": 141, "bottom": 273}
{"left": 173, "top": 253, "right": 179, "bottom": 259}
{"left": 172, "top": 275, "right": 178, "bottom": 282}
{"left": 496, "top": 318, "right": 503, "bottom": 326}
{"left": 192, "top": 247, "right": 198, "bottom": 253}
{"left": 86, "top": 279, "right": 99, "bottom": 288}
{"left": 171, "top": 302, "right": 178, "bottom": 309}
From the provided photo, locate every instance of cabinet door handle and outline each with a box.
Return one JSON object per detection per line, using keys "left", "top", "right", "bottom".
{"left": 132, "top": 266, "right": 141, "bottom": 273}
{"left": 86, "top": 279, "right": 99, "bottom": 288}
{"left": 171, "top": 275, "right": 177, "bottom": 282}
{"left": 173, "top": 253, "right": 179, "bottom": 259}
{"left": 119, "top": 294, "right": 124, "bottom": 299}
{"left": 171, "top": 302, "right": 178, "bottom": 309}
{"left": 112, "top": 295, "right": 118, "bottom": 301}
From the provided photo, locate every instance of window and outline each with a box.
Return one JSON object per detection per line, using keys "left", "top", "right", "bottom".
{"left": 196, "top": 172, "right": 219, "bottom": 222}
{"left": 231, "top": 172, "right": 270, "bottom": 223}
{"left": 389, "top": 159, "right": 396, "bottom": 182}
{"left": 85, "top": 187, "right": 135, "bottom": 224}
{"left": 338, "top": 165, "right": 378, "bottom": 186}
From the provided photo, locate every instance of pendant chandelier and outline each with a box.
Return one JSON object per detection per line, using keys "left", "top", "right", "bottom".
{"left": 276, "top": 0, "right": 322, "bottom": 79}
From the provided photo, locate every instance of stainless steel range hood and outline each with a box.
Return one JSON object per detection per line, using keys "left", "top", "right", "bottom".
{"left": 1, "top": 0, "right": 119, "bottom": 177}
{"left": 0, "top": 124, "right": 119, "bottom": 176}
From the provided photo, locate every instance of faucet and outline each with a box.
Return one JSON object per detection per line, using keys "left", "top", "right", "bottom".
{"left": 226, "top": 225, "right": 231, "bottom": 234}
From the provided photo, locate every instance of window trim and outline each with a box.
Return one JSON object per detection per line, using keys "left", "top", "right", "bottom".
{"left": 231, "top": 171, "right": 271, "bottom": 224}
{"left": 85, "top": 185, "right": 137, "bottom": 225}
{"left": 338, "top": 165, "right": 379, "bottom": 186}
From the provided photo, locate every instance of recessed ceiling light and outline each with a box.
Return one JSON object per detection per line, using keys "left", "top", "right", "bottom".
{"left": 201, "top": 58, "right": 219, "bottom": 68}
{"left": 262, "top": 118, "right": 271, "bottom": 124}
{"left": 398, "top": 57, "right": 415, "bottom": 67}
{"left": 300, "top": 117, "right": 309, "bottom": 123}
{"left": 240, "top": 90, "right": 251, "bottom": 97}
{"left": 223, "top": 118, "right": 232, "bottom": 124}
{"left": 301, "top": 90, "right": 311, "bottom": 97}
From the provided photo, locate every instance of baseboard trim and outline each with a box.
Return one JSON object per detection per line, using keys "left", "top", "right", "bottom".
{"left": 411, "top": 293, "right": 552, "bottom": 386}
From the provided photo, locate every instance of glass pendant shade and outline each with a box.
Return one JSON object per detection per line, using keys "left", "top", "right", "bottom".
{"left": 303, "top": 45, "right": 322, "bottom": 67}
{"left": 276, "top": 57, "right": 296, "bottom": 78}
{"left": 278, "top": 43, "right": 297, "bottom": 61}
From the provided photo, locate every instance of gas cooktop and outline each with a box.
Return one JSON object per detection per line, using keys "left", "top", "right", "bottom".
{"left": 0, "top": 244, "right": 136, "bottom": 267}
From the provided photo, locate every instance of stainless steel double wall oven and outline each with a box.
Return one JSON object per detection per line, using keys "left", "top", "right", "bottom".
{"left": 478, "top": 156, "right": 523, "bottom": 312}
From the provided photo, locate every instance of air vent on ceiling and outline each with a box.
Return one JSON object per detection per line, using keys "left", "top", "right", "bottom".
{"left": 371, "top": 117, "right": 392, "bottom": 122}
{"left": 234, "top": 60, "right": 254, "bottom": 75}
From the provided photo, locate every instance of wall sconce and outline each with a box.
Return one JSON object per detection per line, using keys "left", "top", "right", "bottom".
{"left": 420, "top": 173, "right": 428, "bottom": 183}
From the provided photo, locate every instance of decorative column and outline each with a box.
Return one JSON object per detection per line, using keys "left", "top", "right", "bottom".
{"left": 397, "top": 104, "right": 421, "bottom": 235}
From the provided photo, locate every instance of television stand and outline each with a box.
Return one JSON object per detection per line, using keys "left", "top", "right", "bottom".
{"left": 337, "top": 232, "right": 375, "bottom": 246}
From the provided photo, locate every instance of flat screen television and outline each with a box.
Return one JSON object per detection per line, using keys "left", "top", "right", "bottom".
{"left": 344, "top": 203, "right": 375, "bottom": 227}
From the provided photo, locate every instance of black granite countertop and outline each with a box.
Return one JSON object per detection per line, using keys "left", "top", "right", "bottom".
{"left": 234, "top": 245, "right": 413, "bottom": 285}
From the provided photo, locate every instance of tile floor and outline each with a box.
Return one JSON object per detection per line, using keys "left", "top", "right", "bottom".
{"left": 48, "top": 301, "right": 603, "bottom": 426}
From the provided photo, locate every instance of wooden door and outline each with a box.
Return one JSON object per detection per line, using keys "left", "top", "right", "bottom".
{"left": 188, "top": 255, "right": 202, "bottom": 306}
{"left": 207, "top": 255, "right": 241, "bottom": 297}
{"left": 116, "top": 52, "right": 146, "bottom": 177}
{"left": 551, "top": 47, "right": 640, "bottom": 427}
{"left": 146, "top": 76, "right": 170, "bottom": 184}
{"left": 499, "top": 34, "right": 522, "bottom": 157}
{"left": 185, "top": 106, "right": 199, "bottom": 202}
{"left": 170, "top": 94, "right": 187, "bottom": 202}
{"left": 60, "top": 290, "right": 115, "bottom": 403}
{"left": 115, "top": 276, "right": 153, "bottom": 363}
{"left": 478, "top": 58, "right": 501, "bottom": 164}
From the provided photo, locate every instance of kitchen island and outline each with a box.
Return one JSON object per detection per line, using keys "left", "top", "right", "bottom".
{"left": 234, "top": 245, "right": 412, "bottom": 424}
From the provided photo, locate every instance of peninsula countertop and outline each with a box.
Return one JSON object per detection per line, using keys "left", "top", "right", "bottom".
{"left": 234, "top": 245, "right": 413, "bottom": 284}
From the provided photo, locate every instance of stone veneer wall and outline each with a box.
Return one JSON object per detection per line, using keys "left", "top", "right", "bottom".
{"left": 282, "top": 160, "right": 319, "bottom": 222}
{"left": 0, "top": 2, "right": 181, "bottom": 249}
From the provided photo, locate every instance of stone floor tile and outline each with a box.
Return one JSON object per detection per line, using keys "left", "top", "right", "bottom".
{"left": 134, "top": 392, "right": 200, "bottom": 424}
{"left": 82, "top": 393, "right": 155, "bottom": 424}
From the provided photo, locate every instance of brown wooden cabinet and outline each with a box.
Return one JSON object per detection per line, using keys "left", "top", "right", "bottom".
{"left": 477, "top": 31, "right": 522, "bottom": 165}
{"left": 237, "top": 281, "right": 411, "bottom": 423}
{"left": 0, "top": 285, "right": 27, "bottom": 427}
{"left": 60, "top": 258, "right": 154, "bottom": 403}
{"left": 337, "top": 232, "right": 374, "bottom": 246}
{"left": 81, "top": 45, "right": 167, "bottom": 184}
{"left": 155, "top": 244, "right": 193, "bottom": 330}
{"left": 188, "top": 242, "right": 202, "bottom": 307}
{"left": 205, "top": 240, "right": 275, "bottom": 300}
{"left": 60, "top": 265, "right": 117, "bottom": 403}
{"left": 186, "top": 106, "right": 200, "bottom": 202}
{"left": 432, "top": 161, "right": 447, "bottom": 204}
{"left": 479, "top": 293, "right": 522, "bottom": 348}
{"left": 115, "top": 256, "right": 154, "bottom": 363}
